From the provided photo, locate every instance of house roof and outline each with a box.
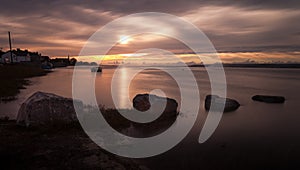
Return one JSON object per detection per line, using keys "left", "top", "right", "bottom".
{"left": 4, "top": 49, "right": 41, "bottom": 57}
{"left": 11, "top": 49, "right": 29, "bottom": 56}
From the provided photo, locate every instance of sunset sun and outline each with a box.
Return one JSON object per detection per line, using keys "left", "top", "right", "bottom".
{"left": 119, "top": 35, "right": 131, "bottom": 44}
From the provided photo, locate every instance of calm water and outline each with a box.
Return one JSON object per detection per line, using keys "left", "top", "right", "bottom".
{"left": 1, "top": 66, "right": 300, "bottom": 169}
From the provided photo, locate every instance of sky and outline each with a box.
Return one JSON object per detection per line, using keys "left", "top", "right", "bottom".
{"left": 0, "top": 0, "right": 300, "bottom": 64}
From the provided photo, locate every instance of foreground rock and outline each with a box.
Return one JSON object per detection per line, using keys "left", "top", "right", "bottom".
{"left": 17, "top": 91, "right": 83, "bottom": 126}
{"left": 252, "top": 95, "right": 285, "bottom": 103}
{"left": 205, "top": 95, "right": 240, "bottom": 112}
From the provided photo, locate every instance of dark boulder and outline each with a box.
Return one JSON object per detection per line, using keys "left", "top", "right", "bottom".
{"left": 17, "top": 91, "right": 83, "bottom": 126}
{"left": 205, "top": 95, "right": 240, "bottom": 112}
{"left": 133, "top": 94, "right": 151, "bottom": 112}
{"left": 133, "top": 93, "right": 178, "bottom": 116}
{"left": 131, "top": 93, "right": 179, "bottom": 137}
{"left": 252, "top": 95, "right": 285, "bottom": 103}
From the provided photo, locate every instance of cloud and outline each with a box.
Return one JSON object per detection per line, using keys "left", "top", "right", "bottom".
{"left": 183, "top": 6, "right": 300, "bottom": 49}
{"left": 1, "top": 0, "right": 299, "bottom": 16}
{"left": 0, "top": 0, "right": 299, "bottom": 59}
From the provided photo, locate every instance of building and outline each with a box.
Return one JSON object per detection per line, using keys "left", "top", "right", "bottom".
{"left": 50, "top": 58, "right": 69, "bottom": 67}
{"left": 1, "top": 50, "right": 31, "bottom": 63}
{"left": 0, "top": 49, "right": 47, "bottom": 64}
{"left": 1, "top": 52, "right": 31, "bottom": 63}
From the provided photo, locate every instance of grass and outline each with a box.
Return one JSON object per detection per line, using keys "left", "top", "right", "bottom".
{"left": 0, "top": 64, "right": 49, "bottom": 100}
{"left": 0, "top": 119, "right": 145, "bottom": 170}
{"left": 83, "top": 105, "right": 178, "bottom": 138}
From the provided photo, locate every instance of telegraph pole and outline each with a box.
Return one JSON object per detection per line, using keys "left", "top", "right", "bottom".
{"left": 8, "top": 31, "right": 13, "bottom": 63}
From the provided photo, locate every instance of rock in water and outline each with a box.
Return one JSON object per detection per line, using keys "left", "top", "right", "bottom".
{"left": 131, "top": 93, "right": 179, "bottom": 137}
{"left": 133, "top": 93, "right": 178, "bottom": 118}
{"left": 205, "top": 95, "right": 240, "bottom": 112}
{"left": 252, "top": 95, "right": 285, "bottom": 103}
{"left": 17, "top": 91, "right": 83, "bottom": 126}
{"left": 133, "top": 94, "right": 152, "bottom": 112}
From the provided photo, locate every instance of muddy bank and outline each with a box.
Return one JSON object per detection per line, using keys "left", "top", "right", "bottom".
{"left": 0, "top": 64, "right": 50, "bottom": 102}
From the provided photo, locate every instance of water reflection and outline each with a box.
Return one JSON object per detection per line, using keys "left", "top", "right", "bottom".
{"left": 112, "top": 66, "right": 131, "bottom": 109}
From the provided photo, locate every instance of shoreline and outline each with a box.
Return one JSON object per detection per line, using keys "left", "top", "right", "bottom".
{"left": 0, "top": 119, "right": 146, "bottom": 170}
{"left": 190, "top": 63, "right": 300, "bottom": 68}
{"left": 0, "top": 64, "right": 51, "bottom": 102}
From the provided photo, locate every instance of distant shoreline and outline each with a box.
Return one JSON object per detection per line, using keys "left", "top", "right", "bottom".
{"left": 96, "top": 63, "right": 300, "bottom": 68}
{"left": 190, "top": 63, "right": 300, "bottom": 68}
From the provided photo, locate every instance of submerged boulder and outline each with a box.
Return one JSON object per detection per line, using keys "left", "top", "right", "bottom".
{"left": 252, "top": 95, "right": 285, "bottom": 103}
{"left": 205, "top": 95, "right": 240, "bottom": 112}
{"left": 17, "top": 91, "right": 83, "bottom": 126}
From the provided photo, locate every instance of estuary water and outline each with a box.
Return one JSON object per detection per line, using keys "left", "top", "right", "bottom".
{"left": 1, "top": 66, "right": 300, "bottom": 169}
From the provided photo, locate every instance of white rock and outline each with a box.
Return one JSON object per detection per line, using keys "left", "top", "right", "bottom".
{"left": 17, "top": 91, "right": 83, "bottom": 126}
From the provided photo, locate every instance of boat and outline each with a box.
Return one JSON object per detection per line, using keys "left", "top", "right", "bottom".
{"left": 91, "top": 67, "right": 102, "bottom": 72}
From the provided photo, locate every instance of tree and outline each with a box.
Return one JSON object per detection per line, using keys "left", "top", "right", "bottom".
{"left": 69, "top": 58, "right": 77, "bottom": 66}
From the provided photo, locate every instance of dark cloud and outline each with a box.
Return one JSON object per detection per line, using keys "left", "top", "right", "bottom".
{"left": 0, "top": 0, "right": 299, "bottom": 57}
{"left": 1, "top": 0, "right": 300, "bottom": 16}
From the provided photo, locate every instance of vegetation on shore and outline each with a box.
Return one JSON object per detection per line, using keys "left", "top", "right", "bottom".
{"left": 0, "top": 64, "right": 49, "bottom": 101}
{"left": 0, "top": 99, "right": 175, "bottom": 169}
{"left": 87, "top": 105, "right": 177, "bottom": 138}
{"left": 0, "top": 119, "right": 146, "bottom": 170}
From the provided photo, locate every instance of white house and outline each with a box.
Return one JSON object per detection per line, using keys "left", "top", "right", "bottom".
{"left": 1, "top": 51, "right": 31, "bottom": 63}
